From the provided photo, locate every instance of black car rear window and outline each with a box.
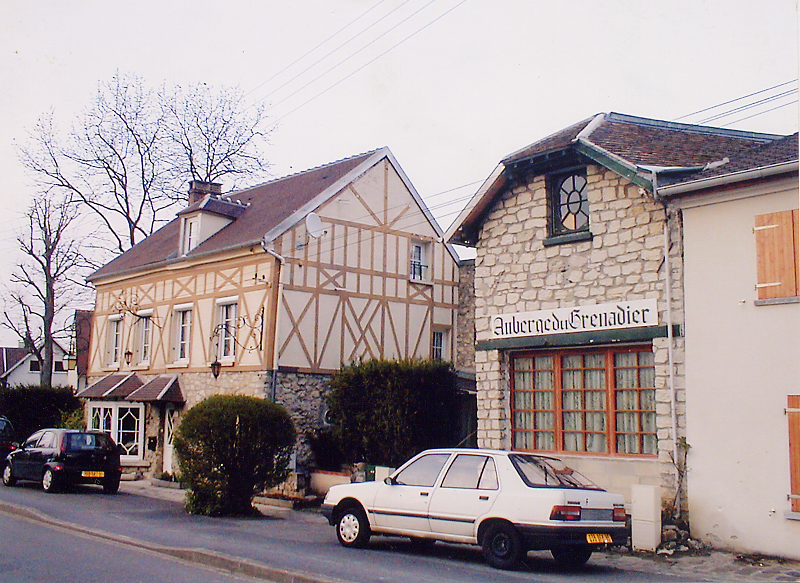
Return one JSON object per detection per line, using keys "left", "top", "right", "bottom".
{"left": 0, "top": 418, "right": 12, "bottom": 440}
{"left": 65, "top": 433, "right": 114, "bottom": 451}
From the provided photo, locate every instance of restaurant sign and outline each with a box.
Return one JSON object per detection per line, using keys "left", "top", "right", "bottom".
{"left": 492, "top": 299, "right": 658, "bottom": 339}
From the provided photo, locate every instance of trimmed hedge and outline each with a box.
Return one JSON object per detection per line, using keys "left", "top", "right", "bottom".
{"left": 174, "top": 395, "right": 295, "bottom": 516}
{"left": 0, "top": 386, "right": 82, "bottom": 440}
{"left": 325, "top": 358, "right": 460, "bottom": 468}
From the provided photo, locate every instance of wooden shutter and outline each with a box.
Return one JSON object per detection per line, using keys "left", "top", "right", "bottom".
{"left": 755, "top": 209, "right": 799, "bottom": 299}
{"left": 789, "top": 395, "right": 800, "bottom": 513}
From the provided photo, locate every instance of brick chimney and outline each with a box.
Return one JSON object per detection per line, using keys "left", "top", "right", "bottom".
{"left": 188, "top": 180, "right": 222, "bottom": 205}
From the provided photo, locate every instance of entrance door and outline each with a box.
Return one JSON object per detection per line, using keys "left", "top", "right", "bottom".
{"left": 162, "top": 406, "right": 177, "bottom": 474}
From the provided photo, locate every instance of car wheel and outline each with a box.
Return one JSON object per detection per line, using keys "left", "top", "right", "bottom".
{"left": 2, "top": 463, "right": 15, "bottom": 487}
{"left": 482, "top": 522, "right": 523, "bottom": 570}
{"left": 335, "top": 506, "right": 371, "bottom": 548}
{"left": 103, "top": 477, "right": 120, "bottom": 494}
{"left": 551, "top": 546, "right": 593, "bottom": 569}
{"left": 41, "top": 468, "right": 58, "bottom": 493}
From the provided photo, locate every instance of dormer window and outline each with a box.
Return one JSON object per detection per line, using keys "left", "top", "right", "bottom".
{"left": 183, "top": 218, "right": 199, "bottom": 254}
{"left": 545, "top": 168, "right": 592, "bottom": 246}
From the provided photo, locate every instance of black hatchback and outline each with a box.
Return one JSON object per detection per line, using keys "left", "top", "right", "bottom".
{"left": 2, "top": 429, "right": 122, "bottom": 494}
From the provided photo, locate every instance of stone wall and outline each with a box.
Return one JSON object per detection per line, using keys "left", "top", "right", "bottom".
{"left": 472, "top": 164, "right": 686, "bottom": 504}
{"left": 456, "top": 259, "right": 476, "bottom": 374}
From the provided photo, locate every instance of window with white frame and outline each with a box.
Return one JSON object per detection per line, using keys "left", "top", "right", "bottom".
{"left": 106, "top": 316, "right": 123, "bottom": 366}
{"left": 216, "top": 299, "right": 238, "bottom": 360}
{"left": 88, "top": 402, "right": 144, "bottom": 458}
{"left": 432, "top": 329, "right": 450, "bottom": 361}
{"left": 183, "top": 217, "right": 199, "bottom": 254}
{"left": 136, "top": 313, "right": 152, "bottom": 364}
{"left": 173, "top": 305, "right": 192, "bottom": 362}
{"left": 410, "top": 241, "right": 430, "bottom": 282}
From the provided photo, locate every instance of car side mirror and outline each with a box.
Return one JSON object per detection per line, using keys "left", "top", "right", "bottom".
{"left": 384, "top": 477, "right": 395, "bottom": 485}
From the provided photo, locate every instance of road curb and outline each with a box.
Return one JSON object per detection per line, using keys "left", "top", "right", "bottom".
{"left": 0, "top": 499, "right": 346, "bottom": 583}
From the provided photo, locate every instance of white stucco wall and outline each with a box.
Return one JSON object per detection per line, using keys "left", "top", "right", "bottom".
{"left": 681, "top": 177, "right": 800, "bottom": 559}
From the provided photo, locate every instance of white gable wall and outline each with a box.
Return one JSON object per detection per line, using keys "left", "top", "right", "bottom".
{"left": 680, "top": 176, "right": 800, "bottom": 559}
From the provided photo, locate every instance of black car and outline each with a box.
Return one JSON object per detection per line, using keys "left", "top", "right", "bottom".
{"left": 2, "top": 428, "right": 122, "bottom": 494}
{"left": 0, "top": 417, "right": 15, "bottom": 459}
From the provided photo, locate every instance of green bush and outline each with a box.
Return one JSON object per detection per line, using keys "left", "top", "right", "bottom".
{"left": 325, "top": 358, "right": 460, "bottom": 468}
{"left": 0, "top": 385, "right": 82, "bottom": 440}
{"left": 174, "top": 395, "right": 295, "bottom": 516}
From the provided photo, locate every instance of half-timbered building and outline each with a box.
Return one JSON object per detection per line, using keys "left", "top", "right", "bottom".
{"left": 79, "top": 148, "right": 461, "bottom": 476}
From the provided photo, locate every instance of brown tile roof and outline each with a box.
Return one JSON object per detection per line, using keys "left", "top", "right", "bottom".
{"left": 89, "top": 149, "right": 381, "bottom": 281}
{"left": 77, "top": 373, "right": 143, "bottom": 399}
{"left": 126, "top": 375, "right": 183, "bottom": 403}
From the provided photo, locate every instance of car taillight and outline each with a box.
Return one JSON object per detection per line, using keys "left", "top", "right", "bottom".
{"left": 550, "top": 505, "right": 582, "bottom": 521}
{"left": 613, "top": 506, "right": 627, "bottom": 522}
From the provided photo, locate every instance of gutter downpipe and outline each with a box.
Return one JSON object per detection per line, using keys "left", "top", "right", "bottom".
{"left": 652, "top": 171, "right": 681, "bottom": 512}
{"left": 262, "top": 240, "right": 285, "bottom": 402}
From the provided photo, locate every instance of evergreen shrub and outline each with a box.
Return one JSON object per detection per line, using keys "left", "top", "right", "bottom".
{"left": 174, "top": 395, "right": 295, "bottom": 516}
{"left": 0, "top": 385, "right": 81, "bottom": 440}
{"left": 325, "top": 358, "right": 460, "bottom": 468}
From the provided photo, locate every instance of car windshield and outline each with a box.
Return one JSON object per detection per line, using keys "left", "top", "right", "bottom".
{"left": 509, "top": 454, "right": 602, "bottom": 490}
{"left": 65, "top": 432, "right": 115, "bottom": 451}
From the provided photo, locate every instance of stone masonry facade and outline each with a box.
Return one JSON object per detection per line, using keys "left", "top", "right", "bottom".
{"left": 472, "top": 164, "right": 686, "bottom": 503}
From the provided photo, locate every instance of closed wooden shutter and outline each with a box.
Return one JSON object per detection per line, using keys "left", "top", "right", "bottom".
{"left": 755, "top": 210, "right": 799, "bottom": 299}
{"left": 789, "top": 395, "right": 800, "bottom": 513}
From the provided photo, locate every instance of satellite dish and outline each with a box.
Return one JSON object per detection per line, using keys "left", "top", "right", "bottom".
{"left": 305, "top": 212, "right": 325, "bottom": 238}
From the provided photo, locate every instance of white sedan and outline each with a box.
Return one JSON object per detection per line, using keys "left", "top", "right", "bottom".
{"left": 322, "top": 448, "right": 629, "bottom": 570}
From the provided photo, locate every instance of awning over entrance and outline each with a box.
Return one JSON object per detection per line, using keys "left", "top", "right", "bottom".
{"left": 77, "top": 372, "right": 142, "bottom": 399}
{"left": 78, "top": 373, "right": 184, "bottom": 403}
{"left": 126, "top": 375, "right": 184, "bottom": 403}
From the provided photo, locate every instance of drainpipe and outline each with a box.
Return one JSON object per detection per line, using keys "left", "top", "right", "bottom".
{"left": 652, "top": 172, "right": 681, "bottom": 503}
{"left": 261, "top": 240, "right": 284, "bottom": 402}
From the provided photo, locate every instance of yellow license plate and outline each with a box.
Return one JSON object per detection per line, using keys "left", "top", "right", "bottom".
{"left": 586, "top": 533, "right": 613, "bottom": 544}
{"left": 82, "top": 471, "right": 104, "bottom": 478}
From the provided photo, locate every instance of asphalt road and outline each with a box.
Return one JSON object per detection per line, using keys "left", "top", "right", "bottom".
{"left": 0, "top": 512, "right": 268, "bottom": 583}
{"left": 0, "top": 481, "right": 714, "bottom": 583}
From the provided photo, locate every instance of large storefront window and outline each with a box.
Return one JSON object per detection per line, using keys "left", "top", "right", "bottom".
{"left": 511, "top": 346, "right": 656, "bottom": 456}
{"left": 89, "top": 402, "right": 144, "bottom": 458}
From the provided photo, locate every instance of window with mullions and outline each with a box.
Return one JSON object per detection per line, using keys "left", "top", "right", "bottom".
{"left": 511, "top": 346, "right": 656, "bottom": 456}
{"left": 549, "top": 169, "right": 589, "bottom": 237}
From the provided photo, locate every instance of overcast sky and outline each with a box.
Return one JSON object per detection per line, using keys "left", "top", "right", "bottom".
{"left": 1, "top": 0, "right": 798, "bottom": 343}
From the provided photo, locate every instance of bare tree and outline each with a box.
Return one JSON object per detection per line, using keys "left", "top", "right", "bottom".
{"left": 2, "top": 195, "right": 89, "bottom": 387}
{"left": 18, "top": 72, "right": 271, "bottom": 258}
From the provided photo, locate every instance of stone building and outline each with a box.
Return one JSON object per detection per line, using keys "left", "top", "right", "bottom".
{"left": 446, "top": 113, "right": 792, "bottom": 516}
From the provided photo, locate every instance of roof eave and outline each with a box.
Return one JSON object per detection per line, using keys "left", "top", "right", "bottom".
{"left": 657, "top": 161, "right": 800, "bottom": 198}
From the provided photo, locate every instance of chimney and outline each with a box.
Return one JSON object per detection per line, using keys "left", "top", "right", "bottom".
{"left": 188, "top": 180, "right": 223, "bottom": 205}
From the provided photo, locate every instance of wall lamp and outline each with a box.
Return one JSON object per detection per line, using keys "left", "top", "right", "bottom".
{"left": 210, "top": 358, "right": 222, "bottom": 379}
{"left": 124, "top": 350, "right": 133, "bottom": 365}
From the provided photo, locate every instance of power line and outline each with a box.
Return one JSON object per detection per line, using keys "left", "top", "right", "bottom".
{"left": 698, "top": 88, "right": 798, "bottom": 124}
{"left": 243, "top": 0, "right": 392, "bottom": 102}
{"left": 674, "top": 80, "right": 798, "bottom": 121}
{"left": 253, "top": 0, "right": 418, "bottom": 110}
{"left": 270, "top": 0, "right": 468, "bottom": 126}
{"left": 721, "top": 100, "right": 799, "bottom": 128}
{"left": 263, "top": 0, "right": 443, "bottom": 115}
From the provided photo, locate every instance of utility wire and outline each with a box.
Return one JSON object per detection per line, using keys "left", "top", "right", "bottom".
{"left": 264, "top": 0, "right": 441, "bottom": 114}
{"left": 243, "top": 0, "right": 392, "bottom": 102}
{"left": 254, "top": 0, "right": 418, "bottom": 109}
{"left": 674, "top": 80, "right": 798, "bottom": 121}
{"left": 721, "top": 100, "right": 799, "bottom": 128}
{"left": 698, "top": 88, "right": 798, "bottom": 124}
{"left": 270, "top": 0, "right": 468, "bottom": 125}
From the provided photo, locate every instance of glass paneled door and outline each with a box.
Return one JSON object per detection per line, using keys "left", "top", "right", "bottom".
{"left": 163, "top": 406, "right": 177, "bottom": 474}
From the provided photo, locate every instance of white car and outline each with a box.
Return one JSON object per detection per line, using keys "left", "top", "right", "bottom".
{"left": 322, "top": 448, "right": 629, "bottom": 570}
